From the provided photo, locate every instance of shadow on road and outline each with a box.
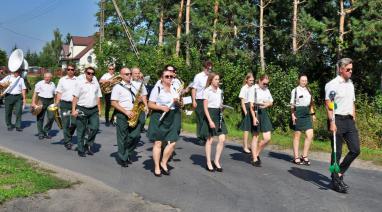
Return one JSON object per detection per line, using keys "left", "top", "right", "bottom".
{"left": 288, "top": 167, "right": 331, "bottom": 190}
{"left": 190, "top": 154, "right": 205, "bottom": 168}
{"left": 268, "top": 151, "right": 293, "bottom": 162}
{"left": 48, "top": 129, "right": 60, "bottom": 137}
{"left": 182, "top": 136, "right": 201, "bottom": 146}
{"left": 225, "top": 144, "right": 244, "bottom": 153}
{"left": 230, "top": 152, "right": 251, "bottom": 164}
{"left": 21, "top": 120, "right": 35, "bottom": 128}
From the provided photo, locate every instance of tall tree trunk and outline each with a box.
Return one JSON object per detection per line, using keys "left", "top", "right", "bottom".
{"left": 159, "top": 8, "right": 164, "bottom": 46}
{"left": 338, "top": 0, "right": 345, "bottom": 58}
{"left": 212, "top": 0, "right": 219, "bottom": 44}
{"left": 185, "top": 0, "right": 191, "bottom": 65}
{"left": 175, "top": 0, "right": 185, "bottom": 57}
{"left": 259, "top": 0, "right": 265, "bottom": 71}
{"left": 292, "top": 0, "right": 298, "bottom": 54}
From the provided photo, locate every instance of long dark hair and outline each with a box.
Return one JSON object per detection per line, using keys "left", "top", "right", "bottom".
{"left": 205, "top": 72, "right": 219, "bottom": 88}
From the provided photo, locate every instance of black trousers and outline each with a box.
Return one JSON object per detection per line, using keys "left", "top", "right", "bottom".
{"left": 104, "top": 93, "right": 115, "bottom": 123}
{"left": 330, "top": 115, "right": 360, "bottom": 175}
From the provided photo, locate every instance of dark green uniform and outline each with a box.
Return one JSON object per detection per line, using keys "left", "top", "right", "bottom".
{"left": 239, "top": 103, "right": 257, "bottom": 133}
{"left": 76, "top": 106, "right": 99, "bottom": 153}
{"left": 293, "top": 106, "right": 313, "bottom": 131}
{"left": 257, "top": 108, "right": 273, "bottom": 132}
{"left": 4, "top": 94, "right": 23, "bottom": 129}
{"left": 147, "top": 109, "right": 181, "bottom": 143}
{"left": 200, "top": 108, "right": 228, "bottom": 139}
{"left": 60, "top": 101, "right": 76, "bottom": 145}
{"left": 116, "top": 111, "right": 141, "bottom": 161}
{"left": 195, "top": 99, "right": 205, "bottom": 140}
{"left": 36, "top": 97, "right": 55, "bottom": 136}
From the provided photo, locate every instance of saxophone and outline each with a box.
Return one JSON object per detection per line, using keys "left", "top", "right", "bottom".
{"left": 127, "top": 81, "right": 146, "bottom": 127}
{"left": 100, "top": 75, "right": 123, "bottom": 94}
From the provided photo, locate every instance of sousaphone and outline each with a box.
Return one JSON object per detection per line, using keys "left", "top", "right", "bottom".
{"left": 1, "top": 49, "right": 29, "bottom": 96}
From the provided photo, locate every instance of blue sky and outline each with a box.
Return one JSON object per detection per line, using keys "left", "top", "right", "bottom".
{"left": 0, "top": 0, "right": 99, "bottom": 55}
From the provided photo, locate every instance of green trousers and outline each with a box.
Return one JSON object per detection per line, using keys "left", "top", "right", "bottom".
{"left": 36, "top": 97, "right": 54, "bottom": 136}
{"left": 4, "top": 94, "right": 22, "bottom": 128}
{"left": 60, "top": 101, "right": 76, "bottom": 144}
{"left": 195, "top": 99, "right": 205, "bottom": 140}
{"left": 76, "top": 106, "right": 99, "bottom": 153}
{"left": 116, "top": 111, "right": 141, "bottom": 161}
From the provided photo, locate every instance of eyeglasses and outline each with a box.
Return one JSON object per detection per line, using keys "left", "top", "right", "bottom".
{"left": 67, "top": 68, "right": 75, "bottom": 71}
{"left": 86, "top": 72, "right": 95, "bottom": 75}
{"left": 263, "top": 83, "right": 269, "bottom": 87}
{"left": 124, "top": 73, "right": 132, "bottom": 76}
{"left": 164, "top": 75, "right": 174, "bottom": 79}
{"left": 109, "top": 68, "right": 114, "bottom": 70}
{"left": 346, "top": 68, "right": 352, "bottom": 72}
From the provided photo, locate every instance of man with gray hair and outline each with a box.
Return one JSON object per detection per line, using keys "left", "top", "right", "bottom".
{"left": 325, "top": 58, "right": 360, "bottom": 193}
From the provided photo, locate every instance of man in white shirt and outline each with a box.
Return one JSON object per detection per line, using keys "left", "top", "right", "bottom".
{"left": 55, "top": 64, "right": 77, "bottom": 149}
{"left": 72, "top": 67, "right": 102, "bottom": 157}
{"left": 0, "top": 68, "right": 27, "bottom": 131}
{"left": 99, "top": 64, "right": 117, "bottom": 126}
{"left": 32, "top": 72, "right": 56, "bottom": 139}
{"left": 191, "top": 61, "right": 212, "bottom": 145}
{"left": 325, "top": 58, "right": 360, "bottom": 193}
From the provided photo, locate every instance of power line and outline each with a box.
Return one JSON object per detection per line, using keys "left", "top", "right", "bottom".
{"left": 0, "top": 25, "right": 47, "bottom": 43}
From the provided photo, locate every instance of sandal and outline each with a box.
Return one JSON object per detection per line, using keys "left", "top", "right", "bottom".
{"left": 301, "top": 156, "right": 311, "bottom": 166}
{"left": 292, "top": 157, "right": 304, "bottom": 165}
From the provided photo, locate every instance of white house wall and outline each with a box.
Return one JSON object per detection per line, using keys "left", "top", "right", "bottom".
{"left": 78, "top": 49, "right": 97, "bottom": 70}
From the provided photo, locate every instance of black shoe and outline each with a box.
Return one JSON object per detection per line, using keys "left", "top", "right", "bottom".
{"left": 64, "top": 143, "right": 72, "bottom": 150}
{"left": 154, "top": 171, "right": 162, "bottom": 177}
{"left": 7, "top": 127, "right": 14, "bottom": 131}
{"left": 78, "top": 151, "right": 86, "bottom": 157}
{"left": 339, "top": 176, "right": 349, "bottom": 189}
{"left": 38, "top": 135, "right": 44, "bottom": 140}
{"left": 116, "top": 157, "right": 128, "bottom": 167}
{"left": 16, "top": 128, "right": 23, "bottom": 132}
{"left": 212, "top": 161, "right": 223, "bottom": 172}
{"left": 332, "top": 179, "right": 348, "bottom": 193}
{"left": 257, "top": 156, "right": 262, "bottom": 165}
{"left": 105, "top": 121, "right": 110, "bottom": 127}
{"left": 251, "top": 160, "right": 262, "bottom": 167}
{"left": 86, "top": 146, "right": 94, "bottom": 156}
{"left": 126, "top": 156, "right": 132, "bottom": 164}
{"left": 160, "top": 164, "right": 170, "bottom": 175}
{"left": 44, "top": 134, "right": 52, "bottom": 139}
{"left": 205, "top": 163, "right": 215, "bottom": 172}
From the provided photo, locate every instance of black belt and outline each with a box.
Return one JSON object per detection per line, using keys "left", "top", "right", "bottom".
{"left": 61, "top": 100, "right": 72, "bottom": 103}
{"left": 77, "top": 105, "right": 97, "bottom": 110}
{"left": 5, "top": 93, "right": 20, "bottom": 96}
{"left": 39, "top": 97, "right": 54, "bottom": 100}
{"left": 335, "top": 114, "right": 353, "bottom": 119}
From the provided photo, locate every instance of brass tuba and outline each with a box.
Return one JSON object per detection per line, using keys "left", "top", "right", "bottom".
{"left": 127, "top": 76, "right": 150, "bottom": 127}
{"left": 48, "top": 104, "right": 63, "bottom": 129}
{"left": 100, "top": 75, "right": 123, "bottom": 94}
{"left": 30, "top": 96, "right": 43, "bottom": 116}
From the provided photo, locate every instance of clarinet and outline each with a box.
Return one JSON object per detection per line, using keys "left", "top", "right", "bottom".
{"left": 219, "top": 89, "right": 224, "bottom": 131}
{"left": 254, "top": 87, "right": 259, "bottom": 126}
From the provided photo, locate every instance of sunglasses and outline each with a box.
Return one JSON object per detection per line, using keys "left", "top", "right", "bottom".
{"left": 263, "top": 83, "right": 269, "bottom": 87}
{"left": 346, "top": 68, "right": 352, "bottom": 72}
{"left": 86, "top": 72, "right": 95, "bottom": 75}
{"left": 124, "top": 73, "right": 132, "bottom": 76}
{"left": 164, "top": 75, "right": 174, "bottom": 79}
{"left": 67, "top": 68, "right": 75, "bottom": 71}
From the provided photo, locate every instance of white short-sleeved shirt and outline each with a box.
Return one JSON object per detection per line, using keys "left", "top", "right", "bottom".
{"left": 149, "top": 83, "right": 179, "bottom": 110}
{"left": 249, "top": 84, "right": 273, "bottom": 104}
{"left": 111, "top": 81, "right": 134, "bottom": 111}
{"left": 325, "top": 75, "right": 355, "bottom": 116}
{"left": 239, "top": 84, "right": 254, "bottom": 103}
{"left": 290, "top": 86, "right": 312, "bottom": 107}
{"left": 73, "top": 79, "right": 102, "bottom": 108}
{"left": 35, "top": 80, "right": 56, "bottom": 98}
{"left": 203, "top": 86, "right": 223, "bottom": 108}
{"left": 100, "top": 72, "right": 115, "bottom": 81}
{"left": 0, "top": 75, "right": 26, "bottom": 95}
{"left": 192, "top": 72, "right": 209, "bottom": 99}
{"left": 56, "top": 76, "right": 77, "bottom": 102}
{"left": 131, "top": 80, "right": 148, "bottom": 96}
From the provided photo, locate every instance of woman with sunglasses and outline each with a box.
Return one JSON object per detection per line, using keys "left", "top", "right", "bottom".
{"left": 290, "top": 73, "right": 315, "bottom": 165}
{"left": 250, "top": 74, "right": 273, "bottom": 166}
{"left": 200, "top": 72, "right": 227, "bottom": 172}
{"left": 147, "top": 68, "right": 180, "bottom": 177}
{"left": 239, "top": 72, "right": 257, "bottom": 154}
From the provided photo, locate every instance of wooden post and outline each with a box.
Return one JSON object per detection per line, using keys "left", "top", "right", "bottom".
{"left": 175, "top": 0, "right": 185, "bottom": 56}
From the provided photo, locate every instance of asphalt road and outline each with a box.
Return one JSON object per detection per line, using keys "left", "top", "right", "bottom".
{"left": 0, "top": 106, "right": 381, "bottom": 212}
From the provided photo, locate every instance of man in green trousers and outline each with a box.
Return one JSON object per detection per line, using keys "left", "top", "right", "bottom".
{"left": 72, "top": 67, "right": 102, "bottom": 157}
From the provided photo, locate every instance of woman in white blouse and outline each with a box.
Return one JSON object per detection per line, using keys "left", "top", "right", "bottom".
{"left": 200, "top": 72, "right": 227, "bottom": 172}
{"left": 147, "top": 68, "right": 180, "bottom": 177}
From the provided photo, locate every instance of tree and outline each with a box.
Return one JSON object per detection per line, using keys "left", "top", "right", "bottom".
{"left": 175, "top": 0, "right": 185, "bottom": 56}
{"left": 0, "top": 49, "right": 7, "bottom": 66}
{"left": 259, "top": 0, "right": 272, "bottom": 71}
{"left": 25, "top": 49, "right": 39, "bottom": 66}
{"left": 39, "top": 28, "right": 63, "bottom": 68}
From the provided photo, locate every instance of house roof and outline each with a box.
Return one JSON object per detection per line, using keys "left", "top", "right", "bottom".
{"left": 61, "top": 44, "right": 69, "bottom": 56}
{"left": 72, "top": 38, "right": 96, "bottom": 60}
{"left": 72, "top": 36, "right": 95, "bottom": 46}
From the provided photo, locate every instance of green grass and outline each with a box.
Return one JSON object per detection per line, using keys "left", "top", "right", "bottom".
{"left": 0, "top": 151, "right": 72, "bottom": 204}
{"left": 180, "top": 117, "right": 382, "bottom": 166}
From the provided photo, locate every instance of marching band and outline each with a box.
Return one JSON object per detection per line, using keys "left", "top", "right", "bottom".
{"left": 0, "top": 49, "right": 360, "bottom": 193}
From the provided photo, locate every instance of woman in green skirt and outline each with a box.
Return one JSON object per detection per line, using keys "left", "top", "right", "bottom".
{"left": 290, "top": 73, "right": 315, "bottom": 165}
{"left": 200, "top": 72, "right": 227, "bottom": 172}
{"left": 250, "top": 75, "right": 273, "bottom": 166}
{"left": 239, "top": 72, "right": 256, "bottom": 154}
{"left": 147, "top": 68, "right": 180, "bottom": 177}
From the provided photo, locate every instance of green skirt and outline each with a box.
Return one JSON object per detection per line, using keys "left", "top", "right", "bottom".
{"left": 257, "top": 108, "right": 273, "bottom": 132}
{"left": 293, "top": 106, "right": 313, "bottom": 131}
{"left": 239, "top": 103, "right": 257, "bottom": 133}
{"left": 200, "top": 108, "right": 228, "bottom": 139}
{"left": 147, "top": 109, "right": 180, "bottom": 142}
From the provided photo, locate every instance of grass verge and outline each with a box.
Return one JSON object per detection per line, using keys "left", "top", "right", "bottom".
{"left": 0, "top": 151, "right": 72, "bottom": 204}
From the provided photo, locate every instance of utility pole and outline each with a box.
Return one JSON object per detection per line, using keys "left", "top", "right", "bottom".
{"left": 100, "top": 0, "right": 105, "bottom": 52}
